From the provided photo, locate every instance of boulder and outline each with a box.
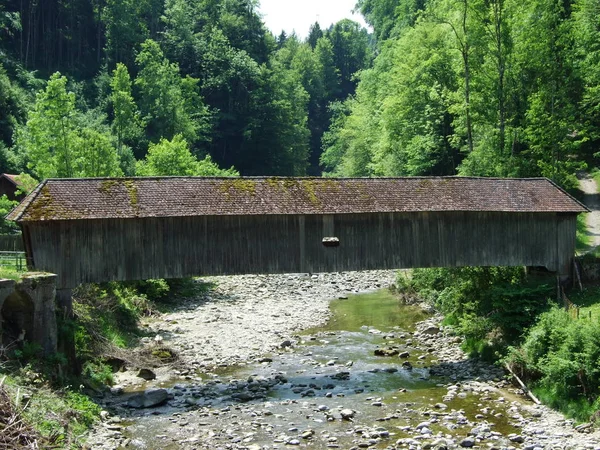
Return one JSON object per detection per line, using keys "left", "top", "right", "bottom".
{"left": 127, "top": 388, "right": 168, "bottom": 408}
{"left": 136, "top": 368, "right": 156, "bottom": 380}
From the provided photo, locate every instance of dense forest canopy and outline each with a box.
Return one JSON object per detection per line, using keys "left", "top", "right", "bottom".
{"left": 327, "top": 0, "right": 600, "bottom": 190}
{"left": 0, "top": 0, "right": 598, "bottom": 188}
{"left": 0, "top": 0, "right": 372, "bottom": 180}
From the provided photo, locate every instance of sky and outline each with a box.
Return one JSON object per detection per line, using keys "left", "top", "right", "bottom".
{"left": 257, "top": 0, "right": 369, "bottom": 39}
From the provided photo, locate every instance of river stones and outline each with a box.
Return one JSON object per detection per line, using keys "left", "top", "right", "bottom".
{"left": 460, "top": 436, "right": 476, "bottom": 447}
{"left": 127, "top": 388, "right": 168, "bottom": 408}
{"left": 340, "top": 409, "right": 355, "bottom": 420}
{"left": 374, "top": 347, "right": 399, "bottom": 356}
{"left": 136, "top": 368, "right": 156, "bottom": 380}
{"left": 87, "top": 272, "right": 600, "bottom": 450}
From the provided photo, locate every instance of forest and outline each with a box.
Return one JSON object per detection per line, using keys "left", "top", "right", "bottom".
{"left": 0, "top": 0, "right": 372, "bottom": 180}
{"left": 0, "top": 0, "right": 597, "bottom": 188}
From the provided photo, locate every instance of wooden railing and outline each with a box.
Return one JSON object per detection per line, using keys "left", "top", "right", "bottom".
{"left": 0, "top": 251, "right": 26, "bottom": 271}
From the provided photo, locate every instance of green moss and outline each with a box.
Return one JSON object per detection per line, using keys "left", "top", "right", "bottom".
{"left": 219, "top": 179, "right": 256, "bottom": 200}
{"left": 300, "top": 180, "right": 322, "bottom": 207}
{"left": 265, "top": 178, "right": 343, "bottom": 208}
{"left": 266, "top": 178, "right": 282, "bottom": 190}
{"left": 354, "top": 183, "right": 372, "bottom": 201}
{"left": 26, "top": 186, "right": 55, "bottom": 221}
{"left": 98, "top": 179, "right": 119, "bottom": 195}
{"left": 417, "top": 179, "right": 433, "bottom": 190}
{"left": 25, "top": 184, "right": 86, "bottom": 221}
{"left": 123, "top": 180, "right": 138, "bottom": 208}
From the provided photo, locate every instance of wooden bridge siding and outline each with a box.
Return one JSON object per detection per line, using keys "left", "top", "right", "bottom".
{"left": 22, "top": 212, "right": 576, "bottom": 289}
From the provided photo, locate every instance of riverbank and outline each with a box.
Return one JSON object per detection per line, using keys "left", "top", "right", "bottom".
{"left": 85, "top": 272, "right": 600, "bottom": 449}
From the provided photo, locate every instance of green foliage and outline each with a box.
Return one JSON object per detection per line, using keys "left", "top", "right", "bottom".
{"left": 17, "top": 73, "right": 122, "bottom": 179}
{"left": 577, "top": 213, "right": 593, "bottom": 253}
{"left": 322, "top": 21, "right": 459, "bottom": 176}
{"left": 102, "top": 0, "right": 151, "bottom": 67}
{"left": 0, "top": 64, "right": 27, "bottom": 149}
{"left": 72, "top": 277, "right": 210, "bottom": 359}
{"left": 81, "top": 360, "right": 114, "bottom": 387}
{"left": 13, "top": 342, "right": 43, "bottom": 362}
{"left": 136, "top": 134, "right": 239, "bottom": 176}
{"left": 1, "top": 372, "right": 101, "bottom": 444}
{"left": 509, "top": 307, "right": 600, "bottom": 421}
{"left": 135, "top": 39, "right": 212, "bottom": 148}
{"left": 405, "top": 267, "right": 554, "bottom": 357}
{"left": 18, "top": 73, "right": 79, "bottom": 178}
{"left": 0, "top": 194, "right": 18, "bottom": 233}
{"left": 110, "top": 63, "right": 143, "bottom": 157}
{"left": 322, "top": 0, "right": 594, "bottom": 189}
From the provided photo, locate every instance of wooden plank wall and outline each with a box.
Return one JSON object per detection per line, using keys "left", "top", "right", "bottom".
{"left": 23, "top": 211, "right": 577, "bottom": 288}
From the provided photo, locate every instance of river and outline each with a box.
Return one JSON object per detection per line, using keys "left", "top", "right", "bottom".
{"left": 85, "top": 272, "right": 600, "bottom": 450}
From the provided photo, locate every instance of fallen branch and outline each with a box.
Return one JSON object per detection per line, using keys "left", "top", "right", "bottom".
{"left": 505, "top": 362, "right": 541, "bottom": 405}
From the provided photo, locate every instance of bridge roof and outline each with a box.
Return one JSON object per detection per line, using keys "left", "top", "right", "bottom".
{"left": 7, "top": 176, "right": 587, "bottom": 222}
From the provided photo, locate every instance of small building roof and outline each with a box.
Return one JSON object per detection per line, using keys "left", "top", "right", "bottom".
{"left": 6, "top": 176, "right": 588, "bottom": 222}
{"left": 0, "top": 173, "right": 20, "bottom": 185}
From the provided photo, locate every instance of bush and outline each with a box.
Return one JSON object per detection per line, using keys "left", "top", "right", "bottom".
{"left": 81, "top": 360, "right": 114, "bottom": 387}
{"left": 508, "top": 307, "right": 600, "bottom": 421}
{"left": 403, "top": 267, "right": 554, "bottom": 357}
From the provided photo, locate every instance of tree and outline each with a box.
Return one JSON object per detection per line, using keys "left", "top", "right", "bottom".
{"left": 18, "top": 72, "right": 80, "bottom": 179}
{"left": 245, "top": 60, "right": 310, "bottom": 175}
{"left": 326, "top": 19, "right": 373, "bottom": 100}
{"left": 307, "top": 22, "right": 323, "bottom": 48}
{"left": 136, "top": 134, "right": 238, "bottom": 176}
{"left": 110, "top": 63, "right": 142, "bottom": 157}
{"left": 17, "top": 72, "right": 122, "bottom": 179}
{"left": 76, "top": 128, "right": 123, "bottom": 177}
{"left": 322, "top": 21, "right": 458, "bottom": 177}
{"left": 516, "top": 0, "right": 581, "bottom": 186}
{"left": 357, "top": 0, "right": 428, "bottom": 42}
{"left": 315, "top": 37, "right": 341, "bottom": 101}
{"left": 135, "top": 39, "right": 211, "bottom": 149}
{"left": 573, "top": 0, "right": 600, "bottom": 163}
{"left": 102, "top": 0, "right": 150, "bottom": 67}
{"left": 0, "top": 65, "right": 27, "bottom": 149}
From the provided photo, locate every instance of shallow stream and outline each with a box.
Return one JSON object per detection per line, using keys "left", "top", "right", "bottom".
{"left": 113, "top": 290, "right": 540, "bottom": 449}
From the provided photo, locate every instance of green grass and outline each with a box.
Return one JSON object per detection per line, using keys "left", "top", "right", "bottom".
{"left": 567, "top": 285, "right": 600, "bottom": 322}
{"left": 575, "top": 213, "right": 600, "bottom": 257}
{"left": 532, "top": 384, "right": 599, "bottom": 422}
{"left": 0, "top": 371, "right": 101, "bottom": 447}
{"left": 0, "top": 267, "right": 24, "bottom": 280}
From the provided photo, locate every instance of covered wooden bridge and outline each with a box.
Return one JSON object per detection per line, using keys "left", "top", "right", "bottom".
{"left": 7, "top": 176, "right": 588, "bottom": 290}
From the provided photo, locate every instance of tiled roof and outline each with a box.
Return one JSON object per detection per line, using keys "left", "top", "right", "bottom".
{"left": 6, "top": 177, "right": 588, "bottom": 222}
{"left": 1, "top": 174, "right": 20, "bottom": 185}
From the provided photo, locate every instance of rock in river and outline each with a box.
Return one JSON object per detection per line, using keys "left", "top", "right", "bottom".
{"left": 136, "top": 368, "right": 156, "bottom": 380}
{"left": 374, "top": 347, "right": 399, "bottom": 357}
{"left": 127, "top": 388, "right": 169, "bottom": 408}
{"left": 340, "top": 409, "right": 355, "bottom": 420}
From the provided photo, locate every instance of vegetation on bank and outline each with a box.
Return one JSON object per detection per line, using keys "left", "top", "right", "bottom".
{"left": 400, "top": 264, "right": 600, "bottom": 423}
{"left": 398, "top": 267, "right": 555, "bottom": 359}
{"left": 0, "top": 276, "right": 209, "bottom": 447}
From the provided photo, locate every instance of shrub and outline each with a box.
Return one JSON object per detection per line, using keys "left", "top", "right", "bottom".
{"left": 402, "top": 267, "right": 554, "bottom": 357}
{"left": 509, "top": 307, "right": 600, "bottom": 421}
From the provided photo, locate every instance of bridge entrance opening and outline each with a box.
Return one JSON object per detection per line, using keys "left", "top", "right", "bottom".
{"left": 1, "top": 292, "right": 34, "bottom": 348}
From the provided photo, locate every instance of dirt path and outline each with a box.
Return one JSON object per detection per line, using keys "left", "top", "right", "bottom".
{"left": 579, "top": 173, "right": 600, "bottom": 250}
